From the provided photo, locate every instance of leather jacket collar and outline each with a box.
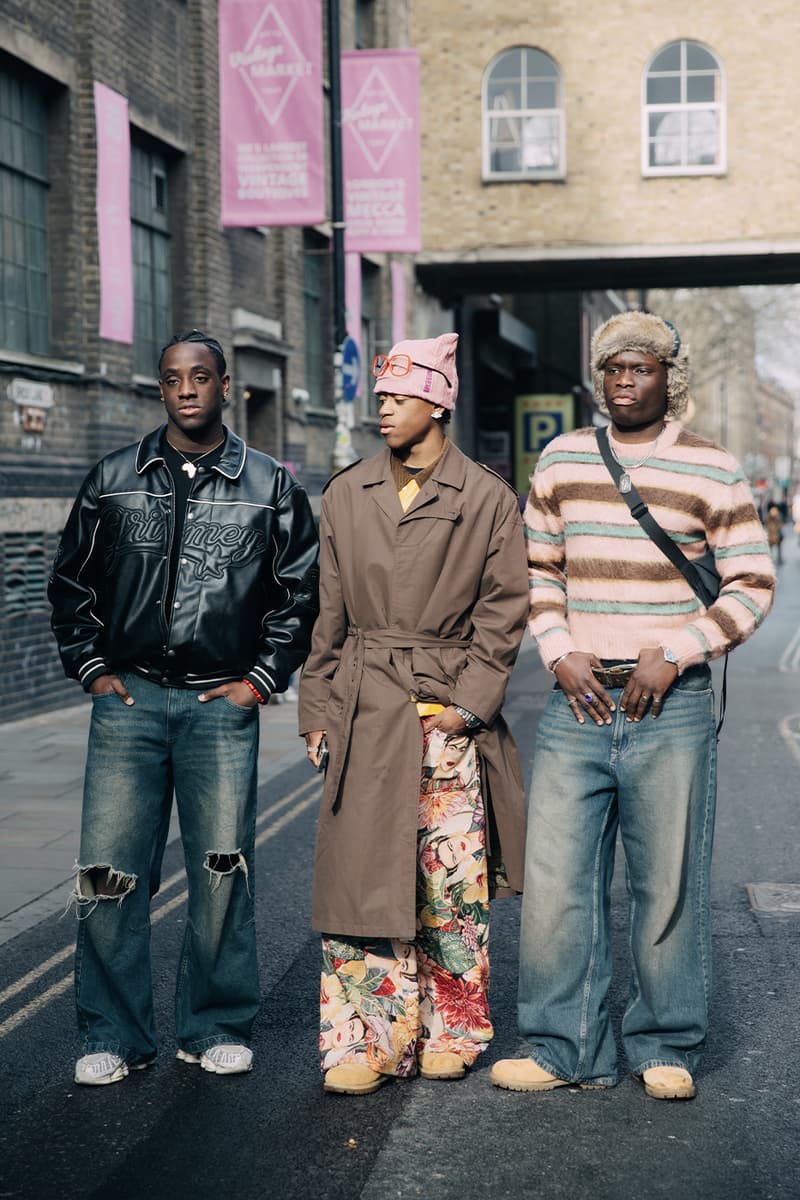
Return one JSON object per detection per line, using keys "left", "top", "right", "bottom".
{"left": 135, "top": 424, "right": 246, "bottom": 480}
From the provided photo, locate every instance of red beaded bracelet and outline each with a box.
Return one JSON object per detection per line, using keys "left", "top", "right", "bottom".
{"left": 243, "top": 678, "right": 265, "bottom": 704}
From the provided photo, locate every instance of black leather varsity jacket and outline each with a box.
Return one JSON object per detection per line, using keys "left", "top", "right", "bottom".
{"left": 48, "top": 425, "right": 319, "bottom": 697}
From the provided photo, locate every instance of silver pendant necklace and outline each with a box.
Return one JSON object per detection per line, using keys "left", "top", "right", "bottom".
{"left": 166, "top": 437, "right": 224, "bottom": 480}
{"left": 607, "top": 426, "right": 664, "bottom": 494}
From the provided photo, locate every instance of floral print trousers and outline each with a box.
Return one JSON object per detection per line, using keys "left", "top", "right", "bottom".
{"left": 320, "top": 724, "right": 492, "bottom": 1076}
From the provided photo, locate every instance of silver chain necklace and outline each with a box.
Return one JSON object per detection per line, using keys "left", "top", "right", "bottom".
{"left": 607, "top": 425, "right": 665, "bottom": 494}
{"left": 166, "top": 437, "right": 224, "bottom": 480}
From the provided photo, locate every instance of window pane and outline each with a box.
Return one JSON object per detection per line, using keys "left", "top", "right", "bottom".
{"left": 491, "top": 49, "right": 524, "bottom": 82}
{"left": 524, "top": 48, "right": 557, "bottom": 79}
{"left": 650, "top": 111, "right": 682, "bottom": 166}
{"left": 686, "top": 73, "right": 718, "bottom": 103}
{"left": 687, "top": 108, "right": 719, "bottom": 164}
{"left": 685, "top": 43, "right": 717, "bottom": 70}
{"left": 651, "top": 43, "right": 681, "bottom": 72}
{"left": 487, "top": 80, "right": 521, "bottom": 110}
{"left": 0, "top": 120, "right": 10, "bottom": 168}
{"left": 29, "top": 269, "right": 48, "bottom": 313}
{"left": 355, "top": 0, "right": 376, "bottom": 49}
{"left": 0, "top": 62, "right": 50, "bottom": 356}
{"left": 490, "top": 115, "right": 522, "bottom": 173}
{"left": 526, "top": 80, "right": 557, "bottom": 110}
{"left": 647, "top": 75, "right": 681, "bottom": 105}
{"left": 10, "top": 122, "right": 24, "bottom": 172}
{"left": 522, "top": 114, "right": 559, "bottom": 169}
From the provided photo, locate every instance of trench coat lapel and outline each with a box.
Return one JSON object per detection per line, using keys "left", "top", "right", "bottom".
{"left": 361, "top": 450, "right": 402, "bottom": 523}
{"left": 399, "top": 440, "right": 468, "bottom": 521}
{"left": 361, "top": 442, "right": 469, "bottom": 524}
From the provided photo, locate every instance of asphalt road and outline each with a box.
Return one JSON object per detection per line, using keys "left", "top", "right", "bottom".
{"left": 1, "top": 547, "right": 798, "bottom": 1200}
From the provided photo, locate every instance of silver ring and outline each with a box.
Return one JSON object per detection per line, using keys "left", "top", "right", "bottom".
{"left": 584, "top": 692, "right": 594, "bottom": 704}
{"left": 641, "top": 693, "right": 651, "bottom": 701}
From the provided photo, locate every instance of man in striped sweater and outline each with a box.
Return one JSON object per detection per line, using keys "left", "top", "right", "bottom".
{"left": 491, "top": 310, "right": 775, "bottom": 1101}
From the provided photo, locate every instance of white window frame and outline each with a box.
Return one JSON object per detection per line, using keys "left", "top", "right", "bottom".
{"left": 482, "top": 47, "right": 565, "bottom": 182}
{"left": 641, "top": 40, "right": 726, "bottom": 177}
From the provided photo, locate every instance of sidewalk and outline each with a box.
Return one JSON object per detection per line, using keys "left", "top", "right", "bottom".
{"left": 0, "top": 695, "right": 308, "bottom": 947}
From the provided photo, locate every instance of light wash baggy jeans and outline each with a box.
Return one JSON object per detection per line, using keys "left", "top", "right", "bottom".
{"left": 517, "top": 665, "right": 717, "bottom": 1086}
{"left": 73, "top": 672, "right": 260, "bottom": 1065}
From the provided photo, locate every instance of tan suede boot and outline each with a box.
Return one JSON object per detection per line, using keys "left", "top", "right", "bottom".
{"left": 640, "top": 1066, "right": 696, "bottom": 1100}
{"left": 323, "top": 1063, "right": 388, "bottom": 1094}
{"left": 489, "top": 1058, "right": 572, "bottom": 1091}
{"left": 419, "top": 1051, "right": 466, "bottom": 1080}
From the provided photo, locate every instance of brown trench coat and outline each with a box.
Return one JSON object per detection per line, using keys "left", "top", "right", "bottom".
{"left": 298, "top": 442, "right": 529, "bottom": 940}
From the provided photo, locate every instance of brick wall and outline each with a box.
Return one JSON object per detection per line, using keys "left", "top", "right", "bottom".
{"left": 0, "top": 0, "right": 416, "bottom": 720}
{"left": 412, "top": 0, "right": 800, "bottom": 255}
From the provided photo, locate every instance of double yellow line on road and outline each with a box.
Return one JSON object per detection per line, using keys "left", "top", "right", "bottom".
{"left": 0, "top": 775, "right": 322, "bottom": 1039}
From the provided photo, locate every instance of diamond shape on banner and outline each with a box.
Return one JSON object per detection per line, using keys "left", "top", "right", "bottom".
{"left": 237, "top": 2, "right": 309, "bottom": 128}
{"left": 344, "top": 66, "right": 412, "bottom": 173}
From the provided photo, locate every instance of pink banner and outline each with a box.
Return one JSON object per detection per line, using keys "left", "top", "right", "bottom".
{"left": 94, "top": 83, "right": 133, "bottom": 343}
{"left": 342, "top": 50, "right": 421, "bottom": 252}
{"left": 391, "top": 260, "right": 407, "bottom": 344}
{"left": 218, "top": 0, "right": 325, "bottom": 227}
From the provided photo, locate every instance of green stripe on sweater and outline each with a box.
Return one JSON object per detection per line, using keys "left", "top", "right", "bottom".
{"left": 566, "top": 597, "right": 702, "bottom": 615}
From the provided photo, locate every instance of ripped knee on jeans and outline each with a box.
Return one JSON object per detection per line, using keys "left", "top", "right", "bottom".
{"left": 204, "top": 849, "right": 250, "bottom": 894}
{"left": 68, "top": 863, "right": 137, "bottom": 917}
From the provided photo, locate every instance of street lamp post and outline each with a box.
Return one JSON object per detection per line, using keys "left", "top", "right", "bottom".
{"left": 328, "top": 0, "right": 357, "bottom": 469}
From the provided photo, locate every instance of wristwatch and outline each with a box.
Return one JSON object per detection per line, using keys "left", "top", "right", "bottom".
{"left": 453, "top": 705, "right": 482, "bottom": 730}
{"left": 661, "top": 646, "right": 678, "bottom": 665}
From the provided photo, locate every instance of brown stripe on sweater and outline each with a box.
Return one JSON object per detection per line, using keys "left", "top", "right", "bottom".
{"left": 556, "top": 479, "right": 625, "bottom": 505}
{"left": 565, "top": 558, "right": 685, "bottom": 582}
{"left": 706, "top": 606, "right": 744, "bottom": 644}
{"left": 634, "top": 484, "right": 710, "bottom": 522}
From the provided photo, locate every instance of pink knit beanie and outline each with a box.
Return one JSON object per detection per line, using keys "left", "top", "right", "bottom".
{"left": 373, "top": 333, "right": 459, "bottom": 411}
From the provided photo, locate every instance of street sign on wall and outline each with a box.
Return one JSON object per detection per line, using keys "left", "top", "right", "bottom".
{"left": 341, "top": 336, "right": 361, "bottom": 402}
{"left": 515, "top": 393, "right": 574, "bottom": 495}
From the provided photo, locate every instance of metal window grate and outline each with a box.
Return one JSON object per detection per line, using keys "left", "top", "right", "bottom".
{"left": 3, "top": 532, "right": 48, "bottom": 615}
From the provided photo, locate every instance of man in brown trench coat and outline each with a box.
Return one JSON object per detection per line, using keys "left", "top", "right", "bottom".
{"left": 299, "top": 332, "right": 528, "bottom": 1095}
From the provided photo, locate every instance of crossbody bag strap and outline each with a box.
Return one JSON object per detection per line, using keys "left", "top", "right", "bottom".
{"left": 596, "top": 426, "right": 727, "bottom": 736}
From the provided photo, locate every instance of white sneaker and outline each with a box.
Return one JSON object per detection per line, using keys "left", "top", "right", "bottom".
{"left": 175, "top": 1048, "right": 201, "bottom": 1064}
{"left": 201, "top": 1044, "right": 253, "bottom": 1074}
{"left": 74, "top": 1052, "right": 148, "bottom": 1085}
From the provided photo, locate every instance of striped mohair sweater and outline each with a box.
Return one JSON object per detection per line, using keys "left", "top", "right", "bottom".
{"left": 525, "top": 421, "right": 775, "bottom": 673}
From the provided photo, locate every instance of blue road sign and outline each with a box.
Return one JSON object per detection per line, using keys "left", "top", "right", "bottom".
{"left": 341, "top": 336, "right": 361, "bottom": 402}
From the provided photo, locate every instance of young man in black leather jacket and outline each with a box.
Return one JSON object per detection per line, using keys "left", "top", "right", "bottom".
{"left": 49, "top": 330, "right": 319, "bottom": 1085}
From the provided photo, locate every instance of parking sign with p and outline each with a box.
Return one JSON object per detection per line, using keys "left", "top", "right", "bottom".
{"left": 515, "top": 394, "right": 574, "bottom": 495}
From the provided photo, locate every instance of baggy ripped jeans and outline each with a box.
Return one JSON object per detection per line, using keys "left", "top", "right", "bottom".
{"left": 72, "top": 672, "right": 260, "bottom": 1064}
{"left": 517, "top": 665, "right": 717, "bottom": 1086}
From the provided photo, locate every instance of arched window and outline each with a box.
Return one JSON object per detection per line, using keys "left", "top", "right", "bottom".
{"left": 483, "top": 47, "right": 564, "bottom": 181}
{"left": 642, "top": 40, "right": 725, "bottom": 175}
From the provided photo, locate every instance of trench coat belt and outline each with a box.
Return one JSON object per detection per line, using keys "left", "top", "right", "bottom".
{"left": 346, "top": 625, "right": 471, "bottom": 706}
{"left": 325, "top": 626, "right": 472, "bottom": 809}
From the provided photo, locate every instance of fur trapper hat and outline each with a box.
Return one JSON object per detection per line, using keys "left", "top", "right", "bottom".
{"left": 590, "top": 310, "right": 690, "bottom": 419}
{"left": 373, "top": 333, "right": 458, "bottom": 411}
